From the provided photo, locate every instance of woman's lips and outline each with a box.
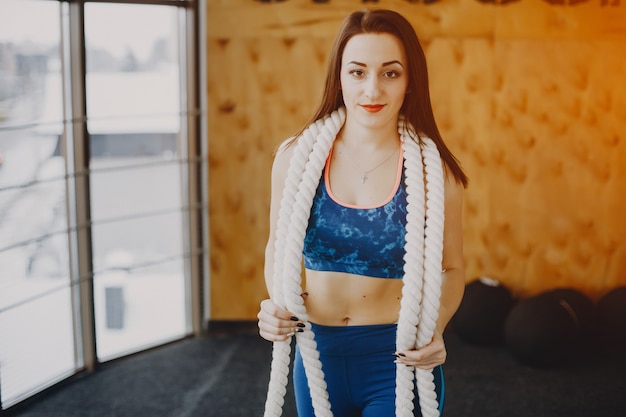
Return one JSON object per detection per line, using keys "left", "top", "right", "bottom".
{"left": 361, "top": 104, "right": 385, "bottom": 113}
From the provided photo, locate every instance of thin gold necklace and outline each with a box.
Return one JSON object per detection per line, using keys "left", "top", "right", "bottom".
{"left": 338, "top": 140, "right": 399, "bottom": 184}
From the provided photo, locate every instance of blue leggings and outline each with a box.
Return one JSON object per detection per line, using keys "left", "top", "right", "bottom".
{"left": 294, "top": 323, "right": 445, "bottom": 417}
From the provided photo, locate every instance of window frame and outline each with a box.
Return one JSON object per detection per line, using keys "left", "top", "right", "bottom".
{"left": 70, "top": 0, "right": 207, "bottom": 369}
{"left": 0, "top": 0, "right": 207, "bottom": 409}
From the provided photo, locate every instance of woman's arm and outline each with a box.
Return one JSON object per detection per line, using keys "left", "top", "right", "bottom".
{"left": 258, "top": 142, "right": 303, "bottom": 342}
{"left": 263, "top": 141, "right": 293, "bottom": 297}
{"left": 436, "top": 166, "right": 466, "bottom": 335}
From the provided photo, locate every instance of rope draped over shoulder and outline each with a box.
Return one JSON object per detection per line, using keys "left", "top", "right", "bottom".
{"left": 264, "top": 110, "right": 342, "bottom": 417}
{"left": 396, "top": 117, "right": 445, "bottom": 417}
{"left": 264, "top": 107, "right": 445, "bottom": 417}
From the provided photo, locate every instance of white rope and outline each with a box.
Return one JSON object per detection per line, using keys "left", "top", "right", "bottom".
{"left": 395, "top": 121, "right": 426, "bottom": 417}
{"left": 264, "top": 109, "right": 446, "bottom": 417}
{"left": 263, "top": 117, "right": 323, "bottom": 417}
{"left": 395, "top": 120, "right": 445, "bottom": 417}
{"left": 414, "top": 134, "right": 445, "bottom": 417}
{"left": 264, "top": 110, "right": 344, "bottom": 417}
{"left": 282, "top": 111, "right": 344, "bottom": 417}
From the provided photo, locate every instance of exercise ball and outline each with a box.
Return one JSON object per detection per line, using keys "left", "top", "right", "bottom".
{"left": 597, "top": 286, "right": 626, "bottom": 347}
{"left": 504, "top": 288, "right": 595, "bottom": 368}
{"left": 452, "top": 277, "right": 516, "bottom": 345}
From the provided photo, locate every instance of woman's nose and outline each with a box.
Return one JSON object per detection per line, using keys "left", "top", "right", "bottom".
{"left": 364, "top": 76, "right": 381, "bottom": 100}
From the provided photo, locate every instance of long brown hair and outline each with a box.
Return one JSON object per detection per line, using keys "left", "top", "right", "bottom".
{"left": 298, "top": 9, "right": 468, "bottom": 187}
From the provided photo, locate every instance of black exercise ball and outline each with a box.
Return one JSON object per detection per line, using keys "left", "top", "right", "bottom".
{"left": 597, "top": 286, "right": 626, "bottom": 347}
{"left": 504, "top": 288, "right": 595, "bottom": 368}
{"left": 452, "top": 277, "right": 516, "bottom": 346}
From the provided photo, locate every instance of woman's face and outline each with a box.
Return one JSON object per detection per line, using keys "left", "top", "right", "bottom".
{"left": 340, "top": 33, "right": 409, "bottom": 129}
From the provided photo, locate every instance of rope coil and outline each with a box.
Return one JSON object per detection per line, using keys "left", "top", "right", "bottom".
{"left": 264, "top": 108, "right": 445, "bottom": 417}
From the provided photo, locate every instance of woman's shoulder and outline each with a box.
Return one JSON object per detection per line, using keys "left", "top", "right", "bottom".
{"left": 275, "top": 137, "right": 296, "bottom": 156}
{"left": 442, "top": 161, "right": 464, "bottom": 202}
{"left": 272, "top": 137, "right": 296, "bottom": 178}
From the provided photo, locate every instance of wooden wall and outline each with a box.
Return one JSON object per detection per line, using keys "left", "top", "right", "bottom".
{"left": 206, "top": 0, "right": 626, "bottom": 320}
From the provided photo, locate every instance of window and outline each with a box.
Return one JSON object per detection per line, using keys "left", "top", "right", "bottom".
{"left": 0, "top": 0, "right": 205, "bottom": 410}
{"left": 85, "top": 1, "right": 189, "bottom": 362}
{"left": 0, "top": 0, "right": 74, "bottom": 408}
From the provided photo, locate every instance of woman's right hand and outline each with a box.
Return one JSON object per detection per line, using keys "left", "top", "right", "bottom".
{"left": 257, "top": 299, "right": 304, "bottom": 342}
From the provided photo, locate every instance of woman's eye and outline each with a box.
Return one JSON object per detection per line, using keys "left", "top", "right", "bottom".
{"left": 383, "top": 70, "right": 400, "bottom": 78}
{"left": 349, "top": 69, "right": 365, "bottom": 78}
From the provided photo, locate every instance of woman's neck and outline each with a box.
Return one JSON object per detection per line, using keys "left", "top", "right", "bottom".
{"left": 339, "top": 118, "right": 400, "bottom": 150}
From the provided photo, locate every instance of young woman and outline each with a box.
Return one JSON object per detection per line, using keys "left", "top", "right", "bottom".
{"left": 257, "top": 9, "right": 467, "bottom": 417}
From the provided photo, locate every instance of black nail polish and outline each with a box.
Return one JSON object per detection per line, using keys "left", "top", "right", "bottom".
{"left": 297, "top": 322, "right": 305, "bottom": 328}
{"left": 296, "top": 328, "right": 304, "bottom": 333}
{"left": 397, "top": 353, "right": 406, "bottom": 357}
{"left": 290, "top": 316, "right": 299, "bottom": 321}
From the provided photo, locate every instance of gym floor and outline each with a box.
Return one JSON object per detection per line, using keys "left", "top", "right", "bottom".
{"left": 6, "top": 327, "right": 626, "bottom": 417}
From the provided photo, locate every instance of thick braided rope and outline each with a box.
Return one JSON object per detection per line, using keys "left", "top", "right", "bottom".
{"left": 264, "top": 109, "right": 445, "bottom": 417}
{"left": 282, "top": 111, "right": 345, "bottom": 417}
{"left": 264, "top": 117, "right": 323, "bottom": 417}
{"left": 264, "top": 109, "right": 345, "bottom": 417}
{"left": 396, "top": 121, "right": 445, "bottom": 417}
{"left": 395, "top": 122, "right": 426, "bottom": 417}
{"left": 414, "top": 134, "right": 445, "bottom": 417}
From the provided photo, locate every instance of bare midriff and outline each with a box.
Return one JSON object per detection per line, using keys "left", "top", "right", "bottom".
{"left": 304, "top": 269, "right": 403, "bottom": 326}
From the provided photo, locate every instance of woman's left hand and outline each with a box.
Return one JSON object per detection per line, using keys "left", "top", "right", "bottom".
{"left": 394, "top": 330, "right": 447, "bottom": 369}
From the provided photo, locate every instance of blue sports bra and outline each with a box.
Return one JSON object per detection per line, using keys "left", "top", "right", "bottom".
{"left": 302, "top": 147, "right": 407, "bottom": 279}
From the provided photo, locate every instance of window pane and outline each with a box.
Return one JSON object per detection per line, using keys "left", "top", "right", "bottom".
{"left": 93, "top": 254, "right": 186, "bottom": 361}
{"left": 84, "top": 3, "right": 189, "bottom": 361}
{"left": 90, "top": 163, "right": 183, "bottom": 273}
{"left": 85, "top": 2, "right": 179, "bottom": 142}
{"left": 0, "top": 0, "right": 76, "bottom": 409}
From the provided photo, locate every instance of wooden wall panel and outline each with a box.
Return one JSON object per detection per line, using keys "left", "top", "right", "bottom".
{"left": 423, "top": 37, "right": 497, "bottom": 294}
{"left": 207, "top": 0, "right": 626, "bottom": 319}
{"left": 207, "top": 35, "right": 332, "bottom": 318}
{"left": 207, "top": 0, "right": 496, "bottom": 39}
{"left": 495, "top": 0, "right": 626, "bottom": 40}
{"left": 486, "top": 40, "right": 626, "bottom": 298}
